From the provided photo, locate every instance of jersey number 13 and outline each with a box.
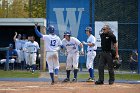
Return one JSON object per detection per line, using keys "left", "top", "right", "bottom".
{"left": 50, "top": 40, "right": 56, "bottom": 46}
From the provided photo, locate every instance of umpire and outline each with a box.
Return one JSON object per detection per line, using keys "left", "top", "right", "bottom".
{"left": 95, "top": 25, "right": 119, "bottom": 85}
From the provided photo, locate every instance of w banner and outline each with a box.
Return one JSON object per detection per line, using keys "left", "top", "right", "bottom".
{"left": 47, "top": 0, "right": 94, "bottom": 65}
{"left": 46, "top": 0, "right": 93, "bottom": 41}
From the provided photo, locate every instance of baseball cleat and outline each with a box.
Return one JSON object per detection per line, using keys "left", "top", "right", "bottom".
{"left": 54, "top": 75, "right": 58, "bottom": 82}
{"left": 109, "top": 81, "right": 114, "bottom": 85}
{"left": 86, "top": 78, "right": 94, "bottom": 82}
{"left": 72, "top": 78, "right": 77, "bottom": 82}
{"left": 51, "top": 81, "right": 55, "bottom": 85}
{"left": 95, "top": 81, "right": 104, "bottom": 85}
{"left": 32, "top": 70, "right": 35, "bottom": 74}
{"left": 63, "top": 78, "right": 70, "bottom": 82}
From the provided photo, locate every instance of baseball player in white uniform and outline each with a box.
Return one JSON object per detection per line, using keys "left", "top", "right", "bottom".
{"left": 24, "top": 35, "right": 40, "bottom": 73}
{"left": 23, "top": 36, "right": 31, "bottom": 70}
{"left": 62, "top": 31, "right": 84, "bottom": 82}
{"left": 83, "top": 27, "right": 97, "bottom": 82}
{"left": 20, "top": 34, "right": 28, "bottom": 69}
{"left": 13, "top": 32, "right": 22, "bottom": 64}
{"left": 35, "top": 25, "right": 62, "bottom": 85}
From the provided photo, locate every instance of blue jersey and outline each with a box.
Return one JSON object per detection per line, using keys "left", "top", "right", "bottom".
{"left": 9, "top": 49, "right": 18, "bottom": 59}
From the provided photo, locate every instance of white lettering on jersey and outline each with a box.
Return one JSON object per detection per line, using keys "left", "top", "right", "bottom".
{"left": 26, "top": 41, "right": 40, "bottom": 52}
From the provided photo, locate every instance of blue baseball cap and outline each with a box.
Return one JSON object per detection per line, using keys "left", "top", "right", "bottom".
{"left": 9, "top": 43, "right": 13, "bottom": 48}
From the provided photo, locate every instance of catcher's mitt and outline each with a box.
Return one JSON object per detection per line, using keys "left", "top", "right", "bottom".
{"left": 113, "top": 58, "right": 122, "bottom": 70}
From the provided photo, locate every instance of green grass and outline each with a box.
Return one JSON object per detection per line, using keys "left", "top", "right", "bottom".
{"left": 77, "top": 73, "right": 140, "bottom": 80}
{"left": 0, "top": 70, "right": 40, "bottom": 78}
{"left": 0, "top": 70, "right": 140, "bottom": 80}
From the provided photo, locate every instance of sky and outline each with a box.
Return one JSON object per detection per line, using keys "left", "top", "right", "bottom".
{"left": 0, "top": 0, "right": 13, "bottom": 6}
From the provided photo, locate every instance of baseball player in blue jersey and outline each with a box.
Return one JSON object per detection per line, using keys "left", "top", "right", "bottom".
{"left": 34, "top": 25, "right": 62, "bottom": 85}
{"left": 62, "top": 31, "right": 84, "bottom": 82}
{"left": 0, "top": 44, "right": 18, "bottom": 70}
{"left": 83, "top": 27, "right": 97, "bottom": 82}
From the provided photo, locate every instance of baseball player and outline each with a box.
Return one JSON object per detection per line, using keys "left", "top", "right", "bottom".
{"left": 24, "top": 35, "right": 40, "bottom": 73}
{"left": 23, "top": 36, "right": 31, "bottom": 70}
{"left": 0, "top": 44, "right": 18, "bottom": 70}
{"left": 13, "top": 32, "right": 22, "bottom": 65}
{"left": 20, "top": 34, "right": 28, "bottom": 69}
{"left": 34, "top": 25, "right": 62, "bottom": 85}
{"left": 62, "top": 31, "right": 84, "bottom": 82}
{"left": 83, "top": 27, "right": 97, "bottom": 82}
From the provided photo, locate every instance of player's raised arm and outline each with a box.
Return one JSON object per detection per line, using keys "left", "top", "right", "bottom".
{"left": 34, "top": 24, "right": 43, "bottom": 38}
{"left": 13, "top": 32, "right": 17, "bottom": 42}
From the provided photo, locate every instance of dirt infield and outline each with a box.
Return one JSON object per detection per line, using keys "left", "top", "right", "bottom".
{"left": 0, "top": 81, "right": 140, "bottom": 93}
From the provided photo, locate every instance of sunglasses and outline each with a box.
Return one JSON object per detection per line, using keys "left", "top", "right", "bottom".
{"left": 103, "top": 29, "right": 107, "bottom": 30}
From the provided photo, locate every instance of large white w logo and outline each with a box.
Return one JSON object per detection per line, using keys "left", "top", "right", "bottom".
{"left": 53, "top": 8, "right": 84, "bottom": 39}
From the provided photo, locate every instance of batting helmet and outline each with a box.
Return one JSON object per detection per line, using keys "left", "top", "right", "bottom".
{"left": 47, "top": 25, "right": 55, "bottom": 33}
{"left": 113, "top": 58, "right": 121, "bottom": 70}
{"left": 85, "top": 26, "right": 92, "bottom": 33}
{"left": 64, "top": 31, "right": 71, "bottom": 36}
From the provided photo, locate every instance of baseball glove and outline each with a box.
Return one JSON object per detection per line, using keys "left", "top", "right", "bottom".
{"left": 113, "top": 58, "right": 121, "bottom": 70}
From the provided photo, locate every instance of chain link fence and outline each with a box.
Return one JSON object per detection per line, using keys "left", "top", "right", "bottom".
{"left": 93, "top": 0, "right": 138, "bottom": 72}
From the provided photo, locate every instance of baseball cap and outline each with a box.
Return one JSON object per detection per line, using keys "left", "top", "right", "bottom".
{"left": 9, "top": 43, "right": 13, "bottom": 48}
{"left": 85, "top": 27, "right": 92, "bottom": 32}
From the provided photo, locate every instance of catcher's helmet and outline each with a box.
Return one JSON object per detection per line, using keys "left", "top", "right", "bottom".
{"left": 47, "top": 25, "right": 55, "bottom": 33}
{"left": 85, "top": 27, "right": 92, "bottom": 33}
{"left": 113, "top": 59, "right": 121, "bottom": 70}
{"left": 64, "top": 31, "right": 71, "bottom": 36}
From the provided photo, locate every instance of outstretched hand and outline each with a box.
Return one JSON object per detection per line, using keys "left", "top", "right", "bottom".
{"left": 82, "top": 41, "right": 88, "bottom": 45}
{"left": 15, "top": 32, "right": 17, "bottom": 35}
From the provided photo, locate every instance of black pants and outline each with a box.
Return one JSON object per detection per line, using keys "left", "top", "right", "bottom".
{"left": 98, "top": 52, "right": 114, "bottom": 82}
{"left": 130, "top": 62, "right": 138, "bottom": 71}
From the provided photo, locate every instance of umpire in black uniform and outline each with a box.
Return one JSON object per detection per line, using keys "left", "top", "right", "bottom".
{"left": 95, "top": 25, "right": 119, "bottom": 85}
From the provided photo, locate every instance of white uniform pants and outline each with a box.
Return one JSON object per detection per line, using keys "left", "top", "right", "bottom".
{"left": 20, "top": 51, "right": 27, "bottom": 62}
{"left": 16, "top": 49, "right": 22, "bottom": 63}
{"left": 86, "top": 51, "right": 96, "bottom": 69}
{"left": 27, "top": 53, "right": 37, "bottom": 66}
{"left": 0, "top": 59, "right": 15, "bottom": 64}
{"left": 46, "top": 52, "right": 59, "bottom": 73}
{"left": 25, "top": 52, "right": 29, "bottom": 65}
{"left": 66, "top": 52, "right": 79, "bottom": 70}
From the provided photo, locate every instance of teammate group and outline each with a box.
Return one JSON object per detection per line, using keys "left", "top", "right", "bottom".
{"left": 0, "top": 30, "right": 40, "bottom": 73}
{"left": 35, "top": 24, "right": 119, "bottom": 85}
{"left": 2, "top": 24, "right": 118, "bottom": 85}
